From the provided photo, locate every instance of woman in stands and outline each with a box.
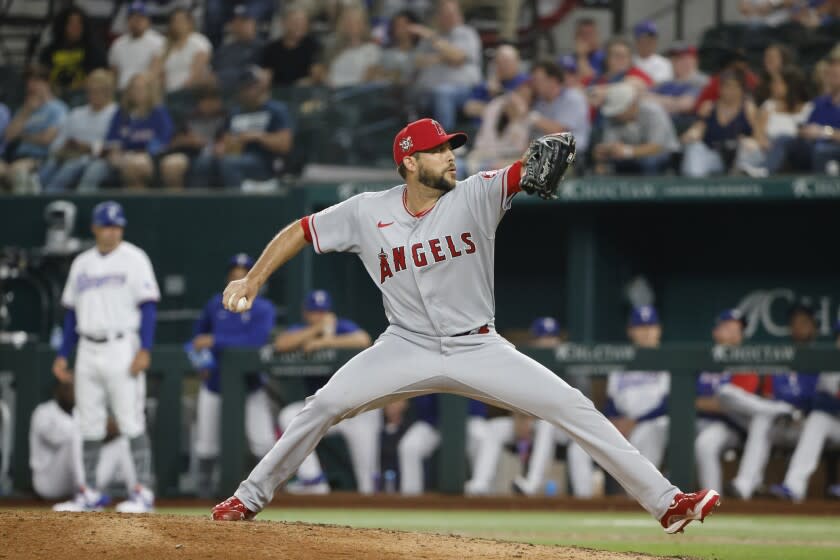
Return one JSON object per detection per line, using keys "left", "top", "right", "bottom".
{"left": 680, "top": 68, "right": 756, "bottom": 177}
{"left": 324, "top": 5, "right": 382, "bottom": 88}
{"left": 735, "top": 65, "right": 812, "bottom": 176}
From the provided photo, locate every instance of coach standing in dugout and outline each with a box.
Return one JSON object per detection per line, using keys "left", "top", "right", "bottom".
{"left": 189, "top": 253, "right": 277, "bottom": 498}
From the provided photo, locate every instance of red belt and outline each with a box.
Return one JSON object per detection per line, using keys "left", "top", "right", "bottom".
{"left": 453, "top": 324, "right": 490, "bottom": 337}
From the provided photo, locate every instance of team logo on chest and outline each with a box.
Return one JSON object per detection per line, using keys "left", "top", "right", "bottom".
{"left": 379, "top": 232, "right": 476, "bottom": 284}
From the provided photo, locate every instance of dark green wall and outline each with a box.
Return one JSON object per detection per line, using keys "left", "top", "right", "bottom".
{"left": 1, "top": 194, "right": 838, "bottom": 344}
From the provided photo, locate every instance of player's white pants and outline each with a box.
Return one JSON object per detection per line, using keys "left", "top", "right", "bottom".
{"left": 629, "top": 416, "right": 669, "bottom": 470}
{"left": 234, "top": 328, "right": 678, "bottom": 518}
{"left": 278, "top": 401, "right": 381, "bottom": 494}
{"left": 523, "top": 420, "right": 594, "bottom": 497}
{"left": 195, "top": 385, "right": 276, "bottom": 459}
{"left": 695, "top": 419, "right": 742, "bottom": 492}
{"left": 33, "top": 434, "right": 134, "bottom": 499}
{"left": 398, "top": 416, "right": 485, "bottom": 495}
{"left": 731, "top": 413, "right": 801, "bottom": 499}
{"left": 74, "top": 336, "right": 145, "bottom": 439}
{"left": 466, "top": 418, "right": 594, "bottom": 497}
{"left": 782, "top": 411, "right": 840, "bottom": 499}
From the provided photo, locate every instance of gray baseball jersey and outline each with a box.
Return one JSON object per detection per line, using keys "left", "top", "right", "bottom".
{"left": 302, "top": 166, "right": 519, "bottom": 336}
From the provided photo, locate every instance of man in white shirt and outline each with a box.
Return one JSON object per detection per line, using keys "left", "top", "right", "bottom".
{"left": 108, "top": 2, "right": 165, "bottom": 90}
{"left": 633, "top": 21, "right": 672, "bottom": 85}
{"left": 39, "top": 69, "right": 117, "bottom": 192}
{"left": 410, "top": 0, "right": 483, "bottom": 130}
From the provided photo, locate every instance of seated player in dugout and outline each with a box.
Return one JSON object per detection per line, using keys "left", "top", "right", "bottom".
{"left": 605, "top": 306, "right": 670, "bottom": 470}
{"left": 188, "top": 253, "right": 277, "bottom": 497}
{"left": 694, "top": 309, "right": 760, "bottom": 493}
{"left": 275, "top": 290, "right": 376, "bottom": 494}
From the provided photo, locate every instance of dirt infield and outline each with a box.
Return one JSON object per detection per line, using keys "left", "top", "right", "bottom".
{"left": 0, "top": 511, "right": 672, "bottom": 560}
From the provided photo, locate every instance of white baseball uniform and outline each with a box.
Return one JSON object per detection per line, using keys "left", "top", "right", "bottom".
{"left": 233, "top": 163, "right": 679, "bottom": 518}
{"left": 61, "top": 240, "right": 160, "bottom": 494}
{"left": 781, "top": 373, "right": 840, "bottom": 500}
{"left": 29, "top": 400, "right": 134, "bottom": 499}
{"left": 606, "top": 371, "right": 671, "bottom": 469}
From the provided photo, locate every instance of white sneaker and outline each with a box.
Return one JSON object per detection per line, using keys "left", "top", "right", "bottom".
{"left": 116, "top": 486, "right": 155, "bottom": 513}
{"left": 511, "top": 475, "right": 537, "bottom": 496}
{"left": 53, "top": 489, "right": 109, "bottom": 512}
{"left": 464, "top": 479, "right": 489, "bottom": 496}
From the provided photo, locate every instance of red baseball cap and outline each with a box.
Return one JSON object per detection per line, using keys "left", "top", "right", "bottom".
{"left": 392, "top": 118, "right": 468, "bottom": 166}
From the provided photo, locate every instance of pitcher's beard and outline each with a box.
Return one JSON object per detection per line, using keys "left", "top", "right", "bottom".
{"left": 419, "top": 167, "right": 455, "bottom": 192}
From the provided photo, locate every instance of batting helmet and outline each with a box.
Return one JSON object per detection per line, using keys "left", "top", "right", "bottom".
{"left": 91, "top": 201, "right": 127, "bottom": 227}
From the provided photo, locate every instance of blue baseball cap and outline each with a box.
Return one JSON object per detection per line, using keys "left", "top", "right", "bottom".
{"left": 629, "top": 305, "right": 659, "bottom": 327}
{"left": 92, "top": 201, "right": 127, "bottom": 227}
{"left": 716, "top": 308, "right": 746, "bottom": 327}
{"left": 634, "top": 20, "right": 658, "bottom": 37}
{"left": 559, "top": 54, "right": 577, "bottom": 73}
{"left": 304, "top": 290, "right": 332, "bottom": 312}
{"left": 530, "top": 317, "right": 560, "bottom": 338}
{"left": 232, "top": 3, "right": 257, "bottom": 19}
{"left": 229, "top": 253, "right": 254, "bottom": 270}
{"left": 127, "top": 1, "right": 149, "bottom": 16}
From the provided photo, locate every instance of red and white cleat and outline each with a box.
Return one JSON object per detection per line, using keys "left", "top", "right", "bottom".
{"left": 211, "top": 496, "right": 257, "bottom": 521}
{"left": 660, "top": 489, "right": 720, "bottom": 534}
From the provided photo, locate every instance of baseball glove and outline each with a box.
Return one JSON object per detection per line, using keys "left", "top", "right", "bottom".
{"left": 520, "top": 132, "right": 576, "bottom": 200}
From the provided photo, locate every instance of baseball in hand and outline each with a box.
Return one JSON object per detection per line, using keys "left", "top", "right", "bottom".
{"left": 236, "top": 297, "right": 249, "bottom": 312}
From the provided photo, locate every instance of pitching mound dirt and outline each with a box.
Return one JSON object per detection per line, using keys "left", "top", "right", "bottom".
{"left": 0, "top": 510, "right": 671, "bottom": 560}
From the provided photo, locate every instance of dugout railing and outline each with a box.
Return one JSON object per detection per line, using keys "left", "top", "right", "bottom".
{"left": 2, "top": 342, "right": 838, "bottom": 497}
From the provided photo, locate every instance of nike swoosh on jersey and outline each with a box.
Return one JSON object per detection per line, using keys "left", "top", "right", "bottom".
{"left": 377, "top": 221, "right": 394, "bottom": 228}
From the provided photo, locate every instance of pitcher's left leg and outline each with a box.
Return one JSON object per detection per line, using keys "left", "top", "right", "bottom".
{"left": 446, "top": 337, "right": 678, "bottom": 518}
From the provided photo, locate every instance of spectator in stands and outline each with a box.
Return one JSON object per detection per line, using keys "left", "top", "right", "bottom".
{"left": 799, "top": 0, "right": 840, "bottom": 27}
{"left": 193, "top": 66, "right": 292, "bottom": 189}
{"left": 739, "top": 0, "right": 801, "bottom": 26}
{"left": 735, "top": 65, "right": 812, "bottom": 177}
{"left": 559, "top": 54, "right": 583, "bottom": 89}
{"left": 210, "top": 4, "right": 264, "bottom": 94}
{"left": 275, "top": 290, "right": 375, "bottom": 495}
{"left": 260, "top": 6, "right": 324, "bottom": 87}
{"left": 108, "top": 2, "right": 165, "bottom": 91}
{"left": 586, "top": 37, "right": 653, "bottom": 113}
{"left": 461, "top": 81, "right": 532, "bottom": 176}
{"left": 156, "top": 8, "right": 212, "bottom": 93}
{"left": 0, "top": 66, "right": 67, "bottom": 193}
{"left": 606, "top": 306, "right": 670, "bottom": 470}
{"left": 593, "top": 82, "right": 678, "bottom": 175}
{"left": 159, "top": 88, "right": 227, "bottom": 189}
{"left": 694, "top": 48, "right": 759, "bottom": 117}
{"left": 681, "top": 69, "right": 756, "bottom": 177}
{"left": 203, "top": 0, "right": 276, "bottom": 47}
{"left": 38, "top": 5, "right": 107, "bottom": 96}
{"left": 632, "top": 21, "right": 672, "bottom": 84}
{"left": 572, "top": 17, "right": 605, "bottom": 83}
{"left": 324, "top": 5, "right": 382, "bottom": 87}
{"left": 411, "top": 0, "right": 483, "bottom": 130}
{"left": 462, "top": 44, "right": 529, "bottom": 121}
{"left": 647, "top": 43, "right": 708, "bottom": 132}
{"left": 786, "top": 50, "right": 840, "bottom": 173}
{"left": 38, "top": 69, "right": 117, "bottom": 192}
{"left": 95, "top": 71, "right": 173, "bottom": 189}
{"left": 754, "top": 43, "right": 796, "bottom": 105}
{"left": 378, "top": 399, "right": 410, "bottom": 492}
{"left": 529, "top": 60, "right": 591, "bottom": 153}
{"left": 368, "top": 10, "right": 422, "bottom": 86}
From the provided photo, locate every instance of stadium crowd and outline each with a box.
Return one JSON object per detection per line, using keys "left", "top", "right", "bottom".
{"left": 1, "top": 0, "right": 840, "bottom": 192}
